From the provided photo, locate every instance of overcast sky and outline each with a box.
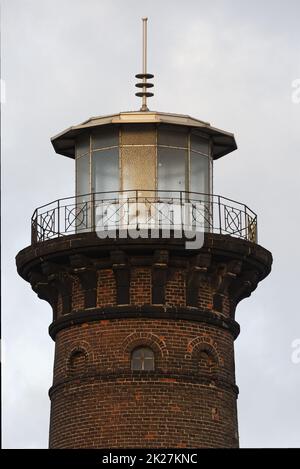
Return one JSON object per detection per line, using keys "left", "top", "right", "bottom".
{"left": 2, "top": 0, "right": 300, "bottom": 448}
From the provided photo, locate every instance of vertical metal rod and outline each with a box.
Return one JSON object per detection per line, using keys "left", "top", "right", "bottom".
{"left": 255, "top": 216, "right": 258, "bottom": 243}
{"left": 91, "top": 192, "right": 95, "bottom": 232}
{"left": 57, "top": 199, "right": 60, "bottom": 237}
{"left": 143, "top": 17, "right": 147, "bottom": 75}
{"left": 180, "top": 191, "right": 183, "bottom": 235}
{"left": 31, "top": 210, "right": 37, "bottom": 244}
{"left": 142, "top": 17, "right": 148, "bottom": 111}
{"left": 218, "top": 195, "right": 222, "bottom": 234}
{"left": 89, "top": 133, "right": 92, "bottom": 230}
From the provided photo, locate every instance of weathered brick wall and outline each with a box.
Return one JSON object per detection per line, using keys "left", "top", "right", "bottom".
{"left": 56, "top": 265, "right": 233, "bottom": 315}
{"left": 71, "top": 276, "right": 85, "bottom": 311}
{"left": 16, "top": 213, "right": 272, "bottom": 448}
{"left": 97, "top": 269, "right": 116, "bottom": 307}
{"left": 50, "top": 313, "right": 238, "bottom": 448}
{"left": 165, "top": 270, "right": 186, "bottom": 307}
{"left": 130, "top": 268, "right": 151, "bottom": 305}
{"left": 16, "top": 224, "right": 272, "bottom": 450}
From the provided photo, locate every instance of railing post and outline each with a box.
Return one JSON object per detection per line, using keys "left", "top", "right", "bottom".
{"left": 57, "top": 199, "right": 60, "bottom": 237}
{"left": 180, "top": 191, "right": 183, "bottom": 236}
{"left": 91, "top": 192, "right": 95, "bottom": 233}
{"left": 255, "top": 217, "right": 258, "bottom": 243}
{"left": 218, "top": 195, "right": 222, "bottom": 234}
{"left": 31, "top": 210, "right": 37, "bottom": 245}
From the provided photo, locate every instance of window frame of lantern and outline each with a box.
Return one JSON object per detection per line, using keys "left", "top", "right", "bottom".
{"left": 75, "top": 124, "right": 213, "bottom": 202}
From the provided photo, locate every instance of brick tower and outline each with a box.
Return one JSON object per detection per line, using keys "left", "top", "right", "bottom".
{"left": 16, "top": 19, "right": 272, "bottom": 448}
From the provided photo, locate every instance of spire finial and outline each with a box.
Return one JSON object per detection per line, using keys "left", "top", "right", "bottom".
{"left": 135, "top": 17, "right": 154, "bottom": 111}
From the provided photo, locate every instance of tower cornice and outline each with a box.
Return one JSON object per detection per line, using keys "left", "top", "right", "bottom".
{"left": 16, "top": 231, "right": 272, "bottom": 345}
{"left": 16, "top": 232, "right": 272, "bottom": 283}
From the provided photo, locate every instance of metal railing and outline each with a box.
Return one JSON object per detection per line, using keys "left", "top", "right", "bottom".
{"left": 31, "top": 190, "right": 257, "bottom": 244}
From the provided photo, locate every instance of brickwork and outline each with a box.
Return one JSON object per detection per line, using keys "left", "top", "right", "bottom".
{"left": 71, "top": 276, "right": 85, "bottom": 312}
{"left": 130, "top": 267, "right": 151, "bottom": 305}
{"left": 48, "top": 256, "right": 239, "bottom": 448}
{"left": 165, "top": 270, "right": 186, "bottom": 307}
{"left": 50, "top": 319, "right": 238, "bottom": 448}
{"left": 54, "top": 265, "right": 238, "bottom": 315}
{"left": 97, "top": 269, "right": 116, "bottom": 307}
{"left": 16, "top": 233, "right": 272, "bottom": 449}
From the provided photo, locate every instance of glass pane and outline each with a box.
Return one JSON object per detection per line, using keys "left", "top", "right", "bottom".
{"left": 132, "top": 357, "right": 142, "bottom": 370}
{"left": 132, "top": 348, "right": 140, "bottom": 359}
{"left": 144, "top": 348, "right": 154, "bottom": 359}
{"left": 190, "top": 152, "right": 209, "bottom": 194}
{"left": 121, "top": 146, "right": 156, "bottom": 191}
{"left": 76, "top": 133, "right": 90, "bottom": 157}
{"left": 75, "top": 155, "right": 90, "bottom": 232}
{"left": 191, "top": 134, "right": 209, "bottom": 155}
{"left": 158, "top": 147, "right": 186, "bottom": 192}
{"left": 92, "top": 148, "right": 119, "bottom": 194}
{"left": 92, "top": 126, "right": 119, "bottom": 150}
{"left": 76, "top": 154, "right": 90, "bottom": 196}
{"left": 121, "top": 124, "right": 156, "bottom": 145}
{"left": 131, "top": 347, "right": 154, "bottom": 371}
{"left": 158, "top": 124, "right": 188, "bottom": 148}
{"left": 144, "top": 357, "right": 154, "bottom": 371}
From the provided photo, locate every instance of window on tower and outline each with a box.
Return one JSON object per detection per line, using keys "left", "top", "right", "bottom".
{"left": 131, "top": 346, "right": 155, "bottom": 371}
{"left": 69, "top": 349, "right": 87, "bottom": 374}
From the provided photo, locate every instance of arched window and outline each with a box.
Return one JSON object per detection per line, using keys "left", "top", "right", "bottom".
{"left": 131, "top": 347, "right": 155, "bottom": 371}
{"left": 198, "top": 348, "right": 217, "bottom": 370}
{"left": 199, "top": 350, "right": 214, "bottom": 366}
{"left": 69, "top": 349, "right": 87, "bottom": 373}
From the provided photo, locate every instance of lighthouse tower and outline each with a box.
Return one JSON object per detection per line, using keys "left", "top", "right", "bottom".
{"left": 16, "top": 19, "right": 272, "bottom": 448}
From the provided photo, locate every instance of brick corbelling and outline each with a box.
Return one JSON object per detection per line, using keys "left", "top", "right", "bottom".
{"left": 97, "top": 269, "right": 116, "bottom": 306}
{"left": 56, "top": 295, "right": 63, "bottom": 318}
{"left": 198, "top": 279, "right": 213, "bottom": 311}
{"left": 17, "top": 238, "right": 272, "bottom": 328}
{"left": 16, "top": 233, "right": 273, "bottom": 283}
{"left": 71, "top": 276, "right": 85, "bottom": 311}
{"left": 130, "top": 267, "right": 151, "bottom": 305}
{"left": 165, "top": 270, "right": 186, "bottom": 307}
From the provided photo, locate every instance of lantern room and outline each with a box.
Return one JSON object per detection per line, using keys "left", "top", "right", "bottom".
{"left": 51, "top": 111, "right": 237, "bottom": 200}
{"left": 31, "top": 18, "right": 257, "bottom": 245}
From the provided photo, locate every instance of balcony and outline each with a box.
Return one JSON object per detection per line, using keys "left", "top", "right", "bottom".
{"left": 31, "top": 190, "right": 257, "bottom": 245}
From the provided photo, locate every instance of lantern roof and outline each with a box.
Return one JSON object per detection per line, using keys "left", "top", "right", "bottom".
{"left": 51, "top": 110, "right": 237, "bottom": 160}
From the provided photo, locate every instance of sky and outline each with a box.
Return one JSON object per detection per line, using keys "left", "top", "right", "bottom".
{"left": 2, "top": 0, "right": 300, "bottom": 448}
